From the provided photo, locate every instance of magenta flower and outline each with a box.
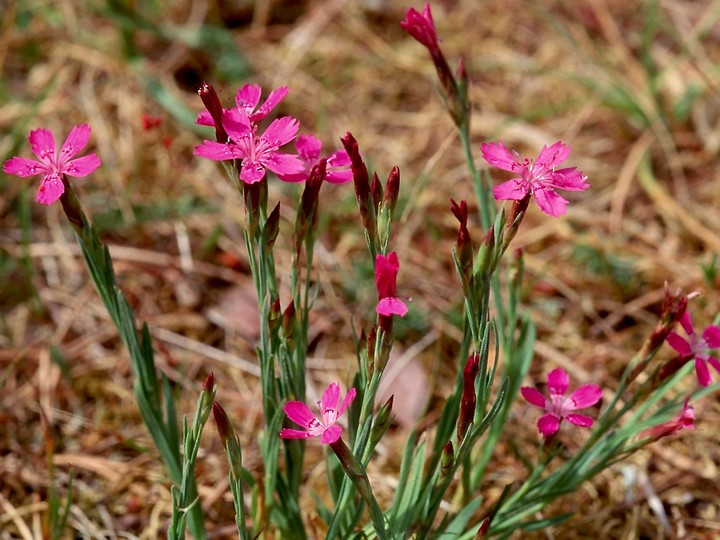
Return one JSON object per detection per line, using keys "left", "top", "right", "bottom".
{"left": 280, "top": 383, "right": 356, "bottom": 444}
{"left": 521, "top": 368, "right": 602, "bottom": 437}
{"left": 400, "top": 4, "right": 439, "bottom": 53}
{"left": 279, "top": 135, "right": 352, "bottom": 184}
{"left": 3, "top": 125, "right": 101, "bottom": 205}
{"left": 480, "top": 141, "right": 589, "bottom": 217}
{"left": 196, "top": 83, "right": 288, "bottom": 128}
{"left": 642, "top": 398, "right": 695, "bottom": 440}
{"left": 375, "top": 251, "right": 408, "bottom": 317}
{"left": 194, "top": 110, "right": 304, "bottom": 184}
{"left": 666, "top": 312, "right": 720, "bottom": 387}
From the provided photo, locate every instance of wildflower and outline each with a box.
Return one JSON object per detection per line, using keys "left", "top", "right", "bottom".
{"left": 3, "top": 125, "right": 101, "bottom": 205}
{"left": 194, "top": 111, "right": 304, "bottom": 184}
{"left": 666, "top": 312, "right": 720, "bottom": 387}
{"left": 279, "top": 134, "right": 352, "bottom": 184}
{"left": 280, "top": 383, "right": 356, "bottom": 444}
{"left": 521, "top": 368, "right": 602, "bottom": 437}
{"left": 401, "top": 4, "right": 468, "bottom": 128}
{"left": 375, "top": 251, "right": 408, "bottom": 317}
{"left": 196, "top": 83, "right": 288, "bottom": 128}
{"left": 400, "top": 3, "right": 439, "bottom": 53}
{"left": 480, "top": 141, "right": 589, "bottom": 217}
{"left": 642, "top": 398, "right": 695, "bottom": 440}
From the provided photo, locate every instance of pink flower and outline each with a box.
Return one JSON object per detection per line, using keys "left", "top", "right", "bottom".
{"left": 278, "top": 135, "right": 352, "bottom": 184}
{"left": 375, "top": 252, "right": 408, "bottom": 317}
{"left": 666, "top": 312, "right": 720, "bottom": 387}
{"left": 480, "top": 141, "right": 589, "bottom": 217}
{"left": 642, "top": 398, "right": 695, "bottom": 440}
{"left": 194, "top": 110, "right": 304, "bottom": 184}
{"left": 196, "top": 83, "right": 288, "bottom": 127}
{"left": 280, "top": 383, "right": 356, "bottom": 444}
{"left": 400, "top": 4, "right": 439, "bottom": 53}
{"left": 3, "top": 125, "right": 101, "bottom": 205}
{"left": 521, "top": 368, "right": 602, "bottom": 437}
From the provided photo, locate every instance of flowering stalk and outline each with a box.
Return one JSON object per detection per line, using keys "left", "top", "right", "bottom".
{"left": 169, "top": 374, "right": 217, "bottom": 540}
{"left": 213, "top": 402, "right": 251, "bottom": 539}
{"left": 4, "top": 127, "right": 207, "bottom": 538}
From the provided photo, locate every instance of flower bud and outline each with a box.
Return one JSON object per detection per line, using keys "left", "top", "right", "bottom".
{"left": 457, "top": 353, "right": 479, "bottom": 440}
{"left": 198, "top": 82, "right": 228, "bottom": 143}
{"left": 263, "top": 202, "right": 281, "bottom": 251}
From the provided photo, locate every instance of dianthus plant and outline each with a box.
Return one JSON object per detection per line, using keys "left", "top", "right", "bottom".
{"left": 6, "top": 2, "right": 718, "bottom": 539}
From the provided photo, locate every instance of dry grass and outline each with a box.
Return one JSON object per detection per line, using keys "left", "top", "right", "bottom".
{"left": 1, "top": 0, "right": 720, "bottom": 538}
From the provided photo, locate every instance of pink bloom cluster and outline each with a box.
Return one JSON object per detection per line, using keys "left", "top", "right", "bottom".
{"left": 375, "top": 252, "right": 409, "bottom": 317}
{"left": 3, "top": 125, "right": 101, "bottom": 205}
{"left": 521, "top": 368, "right": 602, "bottom": 437}
{"left": 480, "top": 141, "right": 589, "bottom": 217}
{"left": 280, "top": 383, "right": 356, "bottom": 444}
{"left": 667, "top": 312, "right": 720, "bottom": 387}
{"left": 194, "top": 83, "right": 351, "bottom": 185}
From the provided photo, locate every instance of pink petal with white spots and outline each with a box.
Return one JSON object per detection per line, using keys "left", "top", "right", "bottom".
{"left": 2, "top": 156, "right": 48, "bottom": 177}
{"left": 36, "top": 175, "right": 64, "bottom": 205}
{"left": 64, "top": 154, "right": 101, "bottom": 177}
{"left": 480, "top": 141, "right": 520, "bottom": 172}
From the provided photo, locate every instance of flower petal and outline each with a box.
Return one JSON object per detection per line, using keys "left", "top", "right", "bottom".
{"left": 533, "top": 188, "right": 569, "bottom": 217}
{"left": 262, "top": 116, "right": 300, "bottom": 147}
{"left": 235, "top": 84, "right": 261, "bottom": 114}
{"left": 240, "top": 160, "right": 267, "bottom": 184}
{"left": 28, "top": 128, "right": 57, "bottom": 165}
{"left": 702, "top": 325, "right": 720, "bottom": 348}
{"left": 2, "top": 156, "right": 49, "bottom": 177}
{"left": 325, "top": 169, "right": 353, "bottom": 184}
{"left": 695, "top": 357, "right": 712, "bottom": 387}
{"left": 284, "top": 401, "right": 318, "bottom": 429}
{"left": 535, "top": 141, "right": 571, "bottom": 169}
{"left": 520, "top": 386, "right": 547, "bottom": 409}
{"left": 678, "top": 311, "right": 694, "bottom": 336}
{"left": 320, "top": 424, "right": 342, "bottom": 445}
{"left": 64, "top": 154, "right": 101, "bottom": 177}
{"left": 480, "top": 141, "right": 521, "bottom": 172}
{"left": 546, "top": 368, "right": 569, "bottom": 396}
{"left": 320, "top": 383, "right": 341, "bottom": 414}
{"left": 35, "top": 174, "right": 64, "bottom": 205}
{"left": 547, "top": 167, "right": 589, "bottom": 191}
{"left": 195, "top": 111, "right": 215, "bottom": 126}
{"left": 253, "top": 86, "right": 289, "bottom": 121}
{"left": 295, "top": 134, "right": 322, "bottom": 163}
{"left": 279, "top": 428, "right": 311, "bottom": 439}
{"left": 708, "top": 356, "right": 720, "bottom": 375}
{"left": 492, "top": 179, "right": 527, "bottom": 201}
{"left": 537, "top": 413, "right": 560, "bottom": 436}
{"left": 567, "top": 384, "right": 602, "bottom": 410}
{"left": 337, "top": 387, "right": 357, "bottom": 416}
{"left": 566, "top": 413, "right": 594, "bottom": 428}
{"left": 666, "top": 332, "right": 692, "bottom": 356}
{"left": 194, "top": 140, "right": 245, "bottom": 161}
{"left": 376, "top": 297, "right": 408, "bottom": 317}
{"left": 263, "top": 152, "right": 305, "bottom": 177}
{"left": 59, "top": 124, "right": 91, "bottom": 163}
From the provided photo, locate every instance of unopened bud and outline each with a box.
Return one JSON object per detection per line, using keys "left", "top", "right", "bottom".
{"left": 263, "top": 202, "right": 281, "bottom": 251}
{"left": 213, "top": 402, "right": 232, "bottom": 446}
{"left": 458, "top": 353, "right": 479, "bottom": 440}
{"left": 198, "top": 82, "right": 228, "bottom": 143}
{"left": 341, "top": 132, "right": 377, "bottom": 255}
{"left": 283, "top": 301, "right": 297, "bottom": 346}
{"left": 370, "top": 395, "right": 394, "bottom": 447}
